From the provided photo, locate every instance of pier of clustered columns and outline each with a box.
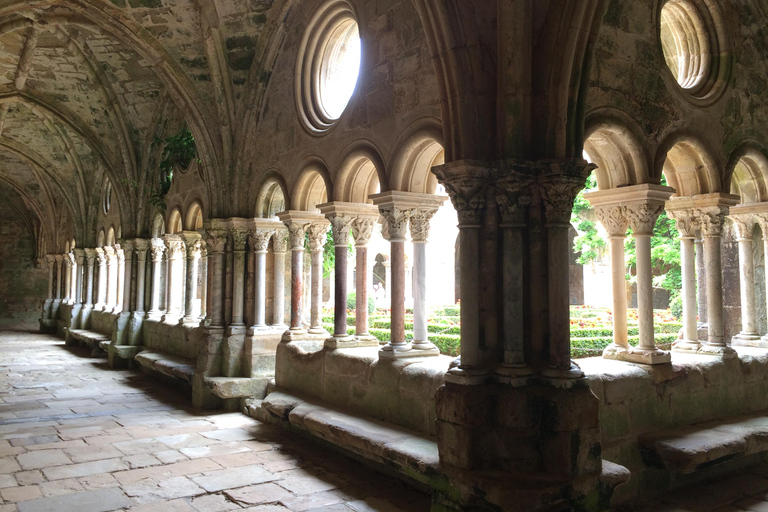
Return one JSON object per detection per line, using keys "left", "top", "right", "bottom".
{"left": 202, "top": 229, "right": 227, "bottom": 328}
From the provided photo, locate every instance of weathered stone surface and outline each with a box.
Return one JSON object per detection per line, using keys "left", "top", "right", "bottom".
{"left": 17, "top": 488, "right": 132, "bottom": 512}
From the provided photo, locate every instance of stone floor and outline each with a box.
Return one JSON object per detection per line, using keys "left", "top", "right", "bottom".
{"left": 0, "top": 324, "right": 429, "bottom": 512}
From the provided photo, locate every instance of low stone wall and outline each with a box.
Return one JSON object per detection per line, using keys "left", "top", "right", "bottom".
{"left": 90, "top": 310, "right": 116, "bottom": 336}
{"left": 141, "top": 319, "right": 201, "bottom": 360}
{"left": 582, "top": 347, "right": 768, "bottom": 504}
{"left": 275, "top": 340, "right": 451, "bottom": 435}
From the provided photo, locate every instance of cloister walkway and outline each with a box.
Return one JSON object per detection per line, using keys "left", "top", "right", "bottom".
{"left": 0, "top": 324, "right": 428, "bottom": 511}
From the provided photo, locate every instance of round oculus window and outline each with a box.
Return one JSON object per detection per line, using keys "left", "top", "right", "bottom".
{"left": 296, "top": 1, "right": 361, "bottom": 134}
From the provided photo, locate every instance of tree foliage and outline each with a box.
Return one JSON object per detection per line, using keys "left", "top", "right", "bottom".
{"left": 571, "top": 174, "right": 606, "bottom": 265}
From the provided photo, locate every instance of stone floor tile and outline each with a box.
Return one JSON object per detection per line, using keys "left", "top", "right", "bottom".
{"left": 13, "top": 473, "right": 42, "bottom": 487}
{"left": 16, "top": 449, "right": 71, "bottom": 470}
{"left": 304, "top": 505, "right": 353, "bottom": 512}
{"left": 189, "top": 493, "right": 241, "bottom": 511}
{"left": 78, "top": 472, "right": 119, "bottom": 490}
{"left": 114, "top": 438, "right": 171, "bottom": 456}
{"left": 199, "top": 428, "right": 255, "bottom": 442}
{"left": 279, "top": 491, "right": 346, "bottom": 512}
{"left": 64, "top": 444, "right": 124, "bottom": 463}
{"left": 114, "top": 458, "right": 222, "bottom": 486}
{"left": 276, "top": 469, "right": 339, "bottom": 496}
{"left": 15, "top": 487, "right": 132, "bottom": 512}
{"left": 9, "top": 436, "right": 59, "bottom": 447}
{"left": 1, "top": 485, "right": 41, "bottom": 503}
{"left": 39, "top": 478, "right": 85, "bottom": 497}
{"left": 155, "top": 434, "right": 216, "bottom": 451}
{"left": 128, "top": 498, "right": 197, "bottom": 511}
{"left": 82, "top": 433, "right": 134, "bottom": 447}
{"left": 211, "top": 450, "right": 269, "bottom": 469}
{"left": 344, "top": 498, "right": 407, "bottom": 512}
{"left": 155, "top": 451, "right": 189, "bottom": 464}
{"left": 243, "top": 506, "right": 291, "bottom": 512}
{"left": 42, "top": 457, "right": 128, "bottom": 480}
{"left": 191, "top": 464, "right": 276, "bottom": 492}
{"left": 0, "top": 475, "right": 15, "bottom": 489}
{"left": 0, "top": 448, "right": 23, "bottom": 459}
{"left": 0, "top": 504, "right": 17, "bottom": 511}
{"left": 123, "top": 476, "right": 204, "bottom": 504}
{"left": 225, "top": 482, "right": 293, "bottom": 506}
{"left": 25, "top": 439, "right": 83, "bottom": 452}
{"left": 180, "top": 442, "right": 251, "bottom": 460}
{"left": 124, "top": 454, "right": 163, "bottom": 469}
{"left": 0, "top": 458, "right": 20, "bottom": 475}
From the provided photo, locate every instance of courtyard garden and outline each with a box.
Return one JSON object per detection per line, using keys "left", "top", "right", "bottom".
{"left": 323, "top": 303, "right": 683, "bottom": 359}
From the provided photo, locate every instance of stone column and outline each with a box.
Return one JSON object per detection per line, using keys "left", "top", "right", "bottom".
{"left": 163, "top": 235, "right": 186, "bottom": 323}
{"left": 228, "top": 228, "right": 249, "bottom": 333}
{"left": 133, "top": 240, "right": 149, "bottom": 313}
{"left": 74, "top": 249, "right": 85, "bottom": 304}
{"left": 120, "top": 242, "right": 134, "bottom": 313}
{"left": 538, "top": 167, "right": 592, "bottom": 377}
{"left": 695, "top": 237, "right": 708, "bottom": 326}
{"left": 352, "top": 216, "right": 378, "bottom": 343}
{"left": 322, "top": 211, "right": 356, "bottom": 348}
{"left": 593, "top": 206, "right": 631, "bottom": 359}
{"left": 199, "top": 246, "right": 208, "bottom": 321}
{"left": 41, "top": 254, "right": 55, "bottom": 325}
{"left": 182, "top": 234, "right": 203, "bottom": 324}
{"left": 281, "top": 219, "right": 310, "bottom": 339}
{"left": 732, "top": 215, "right": 762, "bottom": 344}
{"left": 409, "top": 207, "right": 442, "bottom": 356}
{"left": 62, "top": 253, "right": 72, "bottom": 303}
{"left": 84, "top": 249, "right": 96, "bottom": 307}
{"left": 378, "top": 206, "right": 411, "bottom": 357}
{"left": 271, "top": 229, "right": 288, "bottom": 328}
{"left": 55, "top": 255, "right": 64, "bottom": 300}
{"left": 202, "top": 230, "right": 228, "bottom": 328}
{"left": 307, "top": 222, "right": 330, "bottom": 335}
{"left": 45, "top": 255, "right": 55, "bottom": 301}
{"left": 148, "top": 239, "right": 165, "bottom": 319}
{"left": 668, "top": 210, "right": 700, "bottom": 352}
{"left": 758, "top": 215, "right": 768, "bottom": 345}
{"left": 94, "top": 249, "right": 107, "bottom": 311}
{"left": 625, "top": 203, "right": 670, "bottom": 364}
{"left": 432, "top": 169, "right": 490, "bottom": 380}
{"left": 248, "top": 229, "right": 274, "bottom": 333}
{"left": 104, "top": 246, "right": 116, "bottom": 311}
{"left": 114, "top": 245, "right": 125, "bottom": 313}
{"left": 698, "top": 206, "right": 737, "bottom": 358}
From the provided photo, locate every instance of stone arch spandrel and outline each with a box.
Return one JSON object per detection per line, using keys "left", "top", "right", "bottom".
{"left": 254, "top": 169, "right": 291, "bottom": 218}
{"left": 583, "top": 116, "right": 651, "bottom": 190}
{"left": 656, "top": 133, "right": 722, "bottom": 197}
{"left": 333, "top": 142, "right": 386, "bottom": 203}
{"left": 726, "top": 144, "right": 768, "bottom": 204}
{"left": 291, "top": 159, "right": 332, "bottom": 211}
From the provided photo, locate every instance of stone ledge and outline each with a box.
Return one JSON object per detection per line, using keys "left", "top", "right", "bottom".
{"left": 249, "top": 391, "right": 441, "bottom": 484}
{"left": 640, "top": 413, "right": 768, "bottom": 473}
{"left": 204, "top": 376, "right": 271, "bottom": 399}
{"left": 134, "top": 349, "right": 195, "bottom": 383}
{"left": 69, "top": 329, "right": 110, "bottom": 348}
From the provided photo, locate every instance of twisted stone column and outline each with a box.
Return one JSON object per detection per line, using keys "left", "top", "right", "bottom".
{"left": 668, "top": 210, "right": 701, "bottom": 352}
{"left": 248, "top": 229, "right": 274, "bottom": 333}
{"left": 133, "top": 240, "right": 149, "bottom": 313}
{"left": 94, "top": 249, "right": 107, "bottom": 311}
{"left": 732, "top": 215, "right": 761, "bottom": 344}
{"left": 182, "top": 234, "right": 203, "bottom": 325}
{"left": 148, "top": 239, "right": 165, "bottom": 319}
{"left": 409, "top": 206, "right": 442, "bottom": 356}
{"left": 271, "top": 229, "right": 288, "bottom": 328}
{"left": 625, "top": 203, "right": 670, "bottom": 364}
{"left": 163, "top": 235, "right": 186, "bottom": 323}
{"left": 307, "top": 222, "right": 330, "bottom": 335}
{"left": 352, "top": 216, "right": 378, "bottom": 344}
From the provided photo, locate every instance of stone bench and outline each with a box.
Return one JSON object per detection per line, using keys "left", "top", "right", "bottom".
{"left": 68, "top": 329, "right": 110, "bottom": 350}
{"left": 204, "top": 376, "right": 272, "bottom": 400}
{"left": 640, "top": 413, "right": 768, "bottom": 473}
{"left": 134, "top": 350, "right": 195, "bottom": 383}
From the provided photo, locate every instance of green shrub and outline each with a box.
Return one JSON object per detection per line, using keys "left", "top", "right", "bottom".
{"left": 655, "top": 323, "right": 682, "bottom": 334}
{"left": 430, "top": 334, "right": 461, "bottom": 356}
{"left": 347, "top": 292, "right": 375, "bottom": 315}
{"left": 443, "top": 306, "right": 460, "bottom": 316}
{"left": 669, "top": 294, "right": 683, "bottom": 321}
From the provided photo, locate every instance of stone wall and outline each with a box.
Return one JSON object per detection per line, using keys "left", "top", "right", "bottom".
{"left": 0, "top": 205, "right": 47, "bottom": 322}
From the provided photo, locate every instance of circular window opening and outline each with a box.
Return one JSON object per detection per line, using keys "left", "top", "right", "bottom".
{"left": 296, "top": 1, "right": 361, "bottom": 134}
{"left": 317, "top": 20, "right": 360, "bottom": 121}
{"left": 103, "top": 182, "right": 112, "bottom": 215}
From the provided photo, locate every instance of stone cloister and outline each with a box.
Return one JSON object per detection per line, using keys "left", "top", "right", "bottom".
{"left": 3, "top": 0, "right": 768, "bottom": 511}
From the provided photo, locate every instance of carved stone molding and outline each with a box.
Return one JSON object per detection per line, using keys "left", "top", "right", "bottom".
{"left": 272, "top": 229, "right": 289, "bottom": 253}
{"left": 45, "top": 254, "right": 56, "bottom": 267}
{"left": 104, "top": 247, "right": 116, "bottom": 265}
{"left": 731, "top": 214, "right": 755, "bottom": 241}
{"left": 379, "top": 207, "right": 411, "bottom": 242}
{"left": 202, "top": 229, "right": 228, "bottom": 254}
{"left": 351, "top": 218, "right": 377, "bottom": 246}
{"left": 165, "top": 239, "right": 186, "bottom": 260}
{"left": 149, "top": 238, "right": 166, "bottom": 262}
{"left": 249, "top": 230, "right": 274, "bottom": 253}
{"left": 286, "top": 222, "right": 310, "bottom": 251}
{"left": 409, "top": 208, "right": 438, "bottom": 243}
{"left": 538, "top": 159, "right": 594, "bottom": 226}
{"left": 83, "top": 249, "right": 96, "bottom": 266}
{"left": 666, "top": 209, "right": 699, "bottom": 238}
{"left": 625, "top": 203, "right": 665, "bottom": 236}
{"left": 95, "top": 248, "right": 106, "bottom": 266}
{"left": 231, "top": 229, "right": 249, "bottom": 251}
{"left": 432, "top": 165, "right": 491, "bottom": 226}
{"left": 696, "top": 206, "right": 728, "bottom": 238}
{"left": 327, "top": 214, "right": 355, "bottom": 247}
{"left": 495, "top": 164, "right": 536, "bottom": 226}
{"left": 307, "top": 222, "right": 329, "bottom": 252}
{"left": 595, "top": 206, "right": 629, "bottom": 237}
{"left": 187, "top": 239, "right": 205, "bottom": 259}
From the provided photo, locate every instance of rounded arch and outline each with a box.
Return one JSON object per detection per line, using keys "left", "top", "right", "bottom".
{"left": 292, "top": 159, "right": 332, "bottom": 211}
{"left": 151, "top": 213, "right": 166, "bottom": 238}
{"left": 167, "top": 207, "right": 183, "bottom": 234}
{"left": 70, "top": 238, "right": 76, "bottom": 250}
{"left": 583, "top": 116, "right": 651, "bottom": 189}
{"left": 726, "top": 144, "right": 768, "bottom": 204}
{"left": 184, "top": 200, "right": 205, "bottom": 231}
{"left": 64, "top": 240, "right": 71, "bottom": 253}
{"left": 333, "top": 142, "right": 386, "bottom": 203}
{"left": 255, "top": 169, "right": 291, "bottom": 218}
{"left": 97, "top": 228, "right": 105, "bottom": 247}
{"left": 106, "top": 226, "right": 115, "bottom": 246}
{"left": 655, "top": 133, "right": 721, "bottom": 197}
{"left": 389, "top": 120, "right": 445, "bottom": 193}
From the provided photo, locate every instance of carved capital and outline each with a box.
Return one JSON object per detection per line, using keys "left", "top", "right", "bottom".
{"left": 134, "top": 239, "right": 150, "bottom": 252}
{"left": 249, "top": 230, "right": 274, "bottom": 253}
{"left": 120, "top": 240, "right": 135, "bottom": 254}
{"left": 202, "top": 229, "right": 228, "bottom": 254}
{"left": 65, "top": 252, "right": 76, "bottom": 266}
{"left": 104, "top": 247, "right": 116, "bottom": 265}
{"left": 74, "top": 249, "right": 85, "bottom": 265}
{"left": 286, "top": 222, "right": 310, "bottom": 251}
{"left": 307, "top": 222, "right": 329, "bottom": 252}
{"left": 230, "top": 229, "right": 249, "bottom": 251}
{"left": 537, "top": 162, "right": 592, "bottom": 226}
{"left": 696, "top": 206, "right": 728, "bottom": 238}
{"left": 731, "top": 215, "right": 755, "bottom": 241}
{"left": 379, "top": 207, "right": 411, "bottom": 242}
{"left": 327, "top": 214, "right": 355, "bottom": 248}
{"left": 666, "top": 209, "right": 699, "bottom": 238}
{"left": 45, "top": 254, "right": 56, "bottom": 266}
{"left": 351, "top": 217, "right": 377, "bottom": 246}
{"left": 165, "top": 239, "right": 186, "bottom": 260}
{"left": 594, "top": 206, "right": 629, "bottom": 237}
{"left": 55, "top": 254, "right": 64, "bottom": 266}
{"left": 495, "top": 165, "right": 536, "bottom": 225}
{"left": 432, "top": 165, "right": 491, "bottom": 226}
{"left": 409, "top": 208, "right": 438, "bottom": 243}
{"left": 272, "top": 229, "right": 289, "bottom": 253}
{"left": 94, "top": 248, "right": 106, "bottom": 266}
{"left": 84, "top": 249, "right": 96, "bottom": 266}
{"left": 625, "top": 203, "right": 664, "bottom": 236}
{"left": 187, "top": 239, "right": 205, "bottom": 259}
{"left": 150, "top": 238, "right": 166, "bottom": 262}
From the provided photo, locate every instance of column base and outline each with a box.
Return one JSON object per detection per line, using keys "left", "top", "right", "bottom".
{"left": 271, "top": 323, "right": 288, "bottom": 331}
{"left": 444, "top": 366, "right": 489, "bottom": 385}
{"left": 146, "top": 311, "right": 164, "bottom": 321}
{"left": 182, "top": 316, "right": 202, "bottom": 326}
{"left": 602, "top": 343, "right": 671, "bottom": 365}
{"left": 697, "top": 343, "right": 738, "bottom": 359}
{"left": 540, "top": 361, "right": 585, "bottom": 379}
{"left": 324, "top": 335, "right": 379, "bottom": 349}
{"left": 494, "top": 363, "right": 534, "bottom": 386}
{"left": 281, "top": 328, "right": 308, "bottom": 341}
{"left": 379, "top": 342, "right": 422, "bottom": 359}
{"left": 226, "top": 324, "right": 247, "bottom": 336}
{"left": 354, "top": 333, "right": 379, "bottom": 345}
{"left": 308, "top": 326, "right": 330, "bottom": 336}
{"left": 672, "top": 339, "right": 702, "bottom": 353}
{"left": 247, "top": 325, "right": 274, "bottom": 336}
{"left": 409, "top": 340, "right": 440, "bottom": 357}
{"left": 732, "top": 333, "right": 766, "bottom": 347}
{"left": 162, "top": 314, "right": 183, "bottom": 325}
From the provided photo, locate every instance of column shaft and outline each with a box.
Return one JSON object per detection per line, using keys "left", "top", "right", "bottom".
{"left": 412, "top": 242, "right": 427, "bottom": 342}
{"left": 705, "top": 236, "right": 725, "bottom": 347}
{"left": 290, "top": 248, "right": 304, "bottom": 330}
{"left": 273, "top": 251, "right": 286, "bottom": 326}
{"left": 334, "top": 247, "right": 348, "bottom": 337}
{"left": 681, "top": 237, "right": 698, "bottom": 343}
{"left": 547, "top": 224, "right": 571, "bottom": 369}
{"left": 610, "top": 236, "right": 629, "bottom": 349}
{"left": 355, "top": 245, "right": 369, "bottom": 336}
{"left": 309, "top": 249, "right": 324, "bottom": 332}
{"left": 738, "top": 237, "right": 758, "bottom": 335}
{"left": 390, "top": 240, "right": 406, "bottom": 347}
{"left": 252, "top": 250, "right": 267, "bottom": 328}
{"left": 635, "top": 234, "right": 655, "bottom": 351}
